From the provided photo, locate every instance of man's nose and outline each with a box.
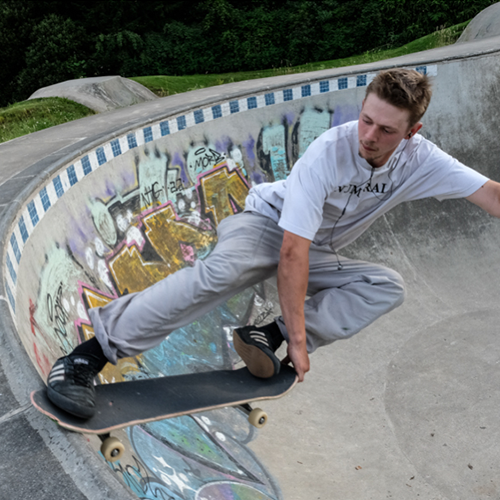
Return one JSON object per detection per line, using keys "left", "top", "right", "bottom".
{"left": 365, "top": 126, "right": 378, "bottom": 142}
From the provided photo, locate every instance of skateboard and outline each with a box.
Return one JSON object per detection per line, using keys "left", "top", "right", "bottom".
{"left": 31, "top": 365, "right": 297, "bottom": 462}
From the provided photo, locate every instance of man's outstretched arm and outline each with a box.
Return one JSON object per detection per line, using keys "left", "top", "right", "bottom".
{"left": 466, "top": 180, "right": 500, "bottom": 217}
{"left": 277, "top": 230, "right": 311, "bottom": 382}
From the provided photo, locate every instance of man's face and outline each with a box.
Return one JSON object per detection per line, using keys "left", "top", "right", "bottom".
{"left": 358, "top": 93, "right": 420, "bottom": 168}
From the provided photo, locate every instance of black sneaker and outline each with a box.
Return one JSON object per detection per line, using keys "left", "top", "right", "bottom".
{"left": 47, "top": 354, "right": 101, "bottom": 419}
{"left": 233, "top": 322, "right": 284, "bottom": 378}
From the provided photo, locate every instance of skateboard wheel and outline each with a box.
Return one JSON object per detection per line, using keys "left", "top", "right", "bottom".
{"left": 248, "top": 408, "right": 268, "bottom": 428}
{"left": 100, "top": 436, "right": 125, "bottom": 462}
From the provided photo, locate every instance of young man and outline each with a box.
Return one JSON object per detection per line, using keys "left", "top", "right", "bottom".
{"left": 47, "top": 68, "right": 500, "bottom": 419}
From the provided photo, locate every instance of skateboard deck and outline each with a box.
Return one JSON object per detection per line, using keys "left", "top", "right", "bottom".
{"left": 31, "top": 365, "right": 297, "bottom": 436}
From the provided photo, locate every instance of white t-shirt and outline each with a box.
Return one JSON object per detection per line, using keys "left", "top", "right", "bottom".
{"left": 245, "top": 120, "right": 488, "bottom": 250}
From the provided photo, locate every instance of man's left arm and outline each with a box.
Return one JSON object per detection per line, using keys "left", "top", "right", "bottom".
{"left": 466, "top": 180, "right": 500, "bottom": 217}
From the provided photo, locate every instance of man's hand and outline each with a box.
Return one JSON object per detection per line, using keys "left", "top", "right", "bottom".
{"left": 282, "top": 341, "right": 310, "bottom": 382}
{"left": 278, "top": 230, "right": 312, "bottom": 382}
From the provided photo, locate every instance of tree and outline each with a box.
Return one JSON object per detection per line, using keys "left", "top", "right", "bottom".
{"left": 17, "top": 14, "right": 91, "bottom": 99}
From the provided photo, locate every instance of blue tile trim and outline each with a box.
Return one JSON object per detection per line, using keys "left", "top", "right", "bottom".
{"left": 265, "top": 93, "right": 275, "bottom": 106}
{"left": 5, "top": 64, "right": 437, "bottom": 308}
{"left": 212, "top": 105, "right": 222, "bottom": 119}
{"left": 68, "top": 165, "right": 78, "bottom": 186}
{"left": 127, "top": 133, "right": 138, "bottom": 149}
{"left": 54, "top": 176, "right": 64, "bottom": 198}
{"left": 96, "top": 147, "right": 107, "bottom": 165}
{"left": 28, "top": 200, "right": 39, "bottom": 227}
{"left": 160, "top": 121, "right": 170, "bottom": 136}
{"left": 5, "top": 282, "right": 15, "bottom": 312}
{"left": 194, "top": 110, "right": 204, "bottom": 124}
{"left": 19, "top": 216, "right": 28, "bottom": 244}
{"left": 144, "top": 127, "right": 153, "bottom": 143}
{"left": 247, "top": 97, "right": 257, "bottom": 109}
{"left": 283, "top": 89, "right": 293, "bottom": 101}
{"left": 82, "top": 156, "right": 92, "bottom": 175}
{"left": 320, "top": 81, "right": 329, "bottom": 93}
{"left": 177, "top": 116, "right": 187, "bottom": 130}
{"left": 357, "top": 75, "right": 367, "bottom": 87}
{"left": 6, "top": 254, "right": 16, "bottom": 285}
{"left": 230, "top": 101, "right": 240, "bottom": 114}
{"left": 10, "top": 234, "right": 21, "bottom": 264}
{"left": 111, "top": 139, "right": 122, "bottom": 157}
{"left": 40, "top": 187, "right": 51, "bottom": 212}
{"left": 338, "top": 77, "right": 348, "bottom": 90}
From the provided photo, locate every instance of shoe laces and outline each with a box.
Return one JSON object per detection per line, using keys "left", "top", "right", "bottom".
{"left": 70, "top": 358, "right": 98, "bottom": 388}
{"left": 248, "top": 324, "right": 283, "bottom": 352}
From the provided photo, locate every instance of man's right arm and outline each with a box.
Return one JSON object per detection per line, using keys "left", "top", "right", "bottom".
{"left": 466, "top": 180, "right": 500, "bottom": 217}
{"left": 277, "top": 230, "right": 311, "bottom": 382}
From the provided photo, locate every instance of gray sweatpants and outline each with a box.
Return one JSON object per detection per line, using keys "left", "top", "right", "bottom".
{"left": 90, "top": 212, "right": 405, "bottom": 364}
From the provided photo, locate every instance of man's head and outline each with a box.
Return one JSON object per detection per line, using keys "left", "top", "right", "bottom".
{"left": 366, "top": 68, "right": 432, "bottom": 127}
{"left": 358, "top": 69, "right": 432, "bottom": 168}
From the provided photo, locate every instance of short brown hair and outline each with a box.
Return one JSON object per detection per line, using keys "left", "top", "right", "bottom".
{"left": 366, "top": 69, "right": 432, "bottom": 126}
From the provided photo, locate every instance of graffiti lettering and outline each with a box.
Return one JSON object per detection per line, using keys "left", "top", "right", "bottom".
{"left": 168, "top": 178, "right": 184, "bottom": 195}
{"left": 107, "top": 456, "right": 146, "bottom": 495}
{"left": 141, "top": 182, "right": 164, "bottom": 209}
{"left": 194, "top": 147, "right": 225, "bottom": 171}
{"left": 199, "top": 166, "right": 249, "bottom": 226}
{"left": 47, "top": 283, "right": 69, "bottom": 341}
{"left": 108, "top": 204, "right": 215, "bottom": 295}
{"left": 108, "top": 455, "right": 177, "bottom": 500}
{"left": 29, "top": 298, "right": 39, "bottom": 336}
{"left": 187, "top": 145, "right": 226, "bottom": 183}
{"left": 253, "top": 303, "right": 274, "bottom": 326}
{"left": 259, "top": 124, "right": 288, "bottom": 181}
{"left": 33, "top": 342, "right": 51, "bottom": 377}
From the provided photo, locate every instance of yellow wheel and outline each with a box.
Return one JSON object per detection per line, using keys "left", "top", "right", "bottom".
{"left": 100, "top": 436, "right": 125, "bottom": 462}
{"left": 248, "top": 408, "right": 268, "bottom": 428}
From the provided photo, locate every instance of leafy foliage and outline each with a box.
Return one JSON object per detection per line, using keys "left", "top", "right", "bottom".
{"left": 17, "top": 14, "right": 90, "bottom": 98}
{"left": 0, "top": 0, "right": 496, "bottom": 106}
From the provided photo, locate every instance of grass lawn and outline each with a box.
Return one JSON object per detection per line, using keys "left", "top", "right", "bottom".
{"left": 0, "top": 21, "right": 468, "bottom": 144}
{"left": 0, "top": 97, "right": 95, "bottom": 144}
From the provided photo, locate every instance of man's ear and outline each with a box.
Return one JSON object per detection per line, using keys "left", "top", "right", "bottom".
{"left": 407, "top": 122, "right": 423, "bottom": 139}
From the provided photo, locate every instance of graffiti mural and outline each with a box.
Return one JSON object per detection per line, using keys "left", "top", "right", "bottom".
{"left": 22, "top": 102, "right": 353, "bottom": 499}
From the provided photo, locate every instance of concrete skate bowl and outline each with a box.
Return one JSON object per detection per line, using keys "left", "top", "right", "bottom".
{"left": 4, "top": 45, "right": 500, "bottom": 499}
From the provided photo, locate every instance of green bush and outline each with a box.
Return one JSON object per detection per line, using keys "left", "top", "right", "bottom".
{"left": 0, "top": 0, "right": 497, "bottom": 106}
{"left": 17, "top": 14, "right": 90, "bottom": 99}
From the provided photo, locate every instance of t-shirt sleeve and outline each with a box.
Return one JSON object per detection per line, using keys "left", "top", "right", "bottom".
{"left": 278, "top": 151, "right": 331, "bottom": 240}
{"left": 404, "top": 145, "right": 489, "bottom": 202}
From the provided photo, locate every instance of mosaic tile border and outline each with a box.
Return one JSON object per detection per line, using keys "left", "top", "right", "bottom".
{"left": 3, "top": 65, "right": 437, "bottom": 315}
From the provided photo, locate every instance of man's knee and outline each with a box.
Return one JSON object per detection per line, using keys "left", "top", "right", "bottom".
{"left": 384, "top": 268, "right": 406, "bottom": 309}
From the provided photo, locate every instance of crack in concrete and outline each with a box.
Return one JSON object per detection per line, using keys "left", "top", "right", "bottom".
{"left": 0, "top": 403, "right": 32, "bottom": 425}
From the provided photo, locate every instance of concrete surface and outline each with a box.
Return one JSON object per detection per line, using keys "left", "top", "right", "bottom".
{"left": 2, "top": 15, "right": 500, "bottom": 500}
{"left": 457, "top": 2, "right": 500, "bottom": 43}
{"left": 29, "top": 75, "right": 158, "bottom": 112}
